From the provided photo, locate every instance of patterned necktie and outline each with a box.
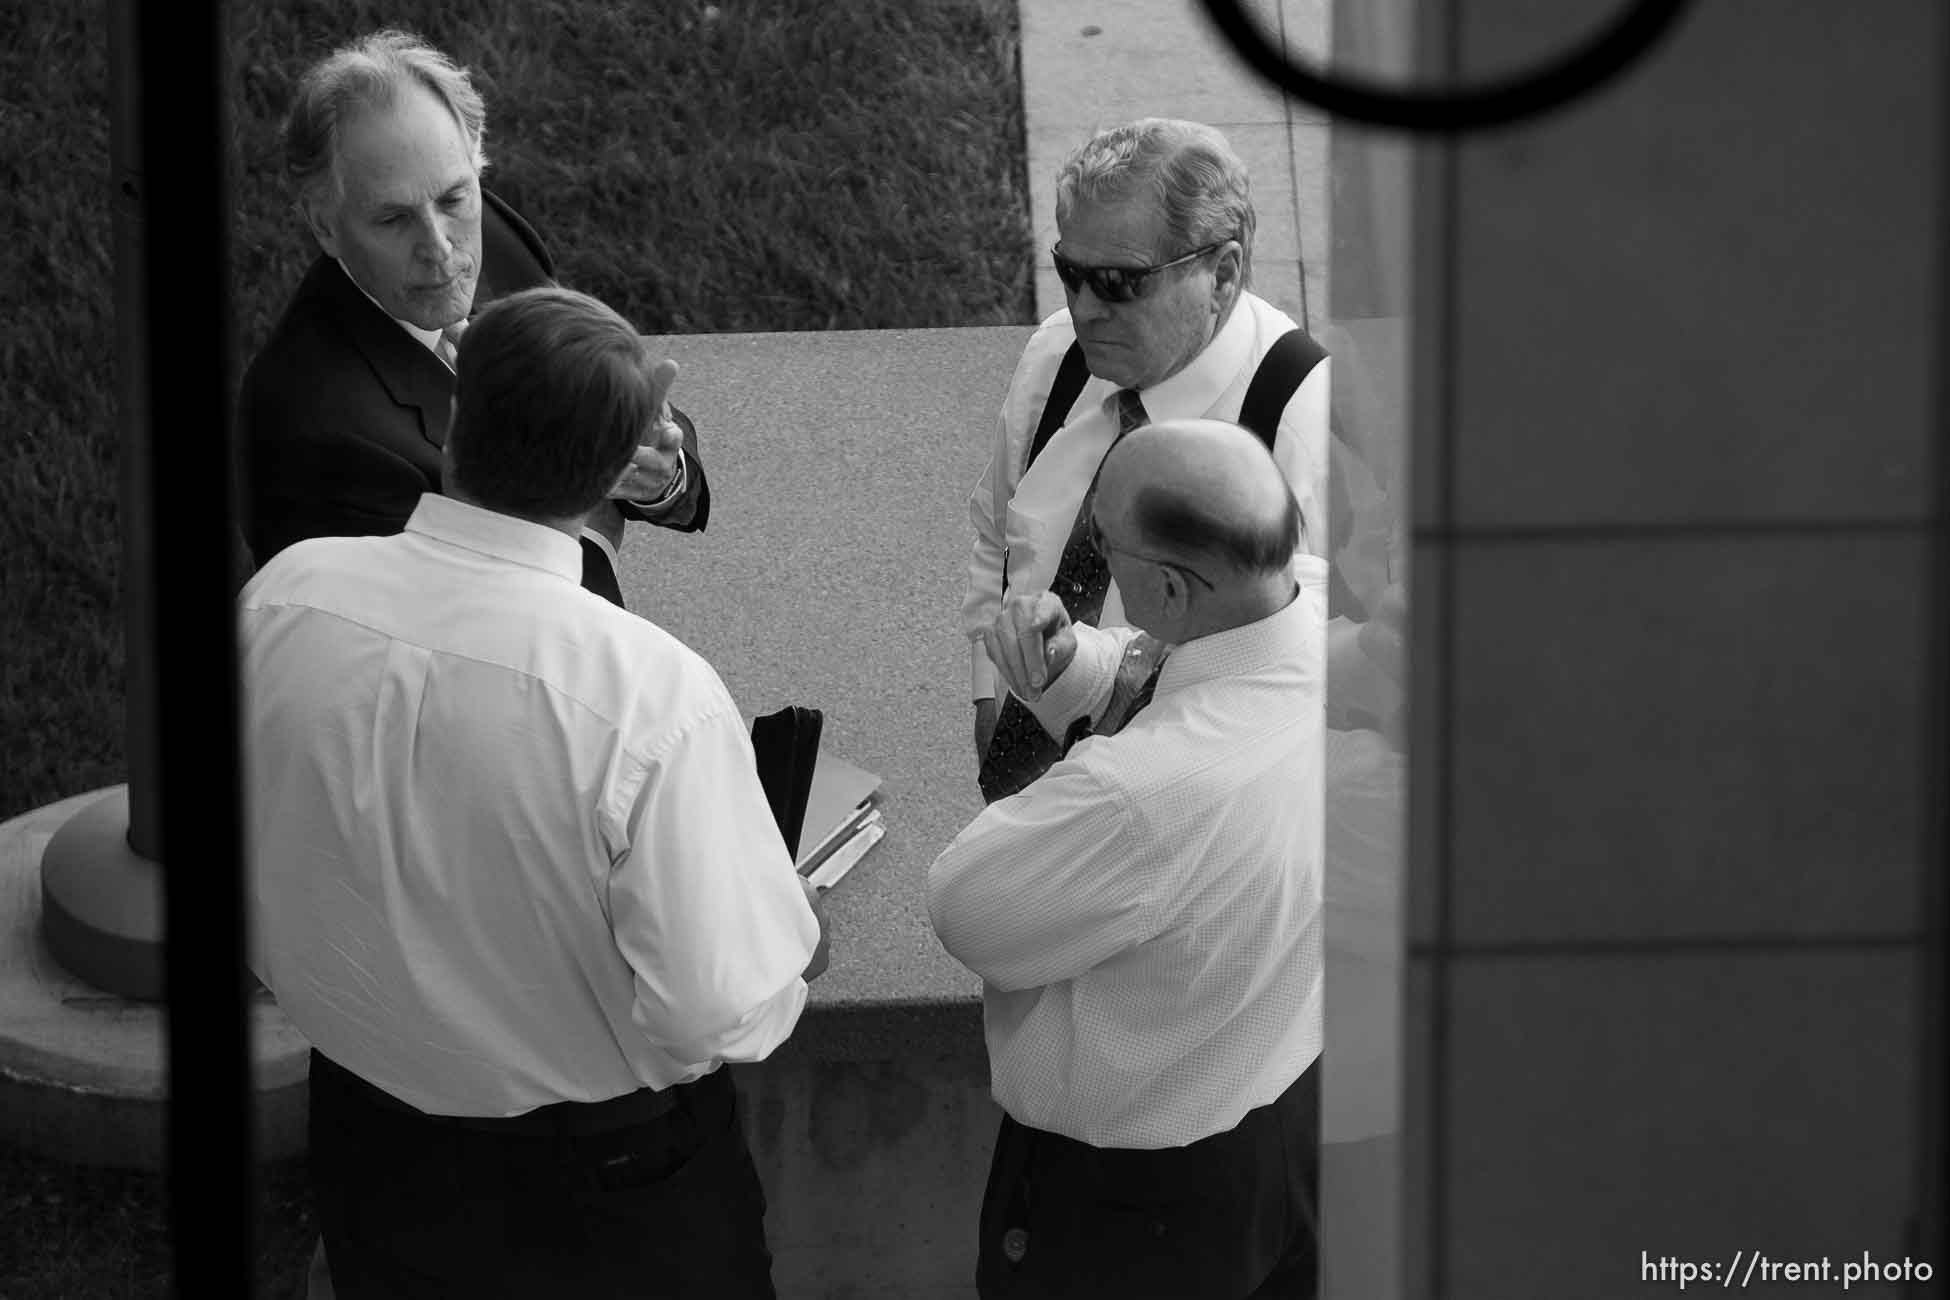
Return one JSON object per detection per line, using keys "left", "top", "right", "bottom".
{"left": 1045, "top": 388, "right": 1146, "bottom": 629}
{"left": 978, "top": 388, "right": 1147, "bottom": 803}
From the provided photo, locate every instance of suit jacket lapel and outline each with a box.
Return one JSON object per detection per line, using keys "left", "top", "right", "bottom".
{"left": 308, "top": 257, "right": 456, "bottom": 453}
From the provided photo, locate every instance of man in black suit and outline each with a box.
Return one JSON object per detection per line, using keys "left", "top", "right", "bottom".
{"left": 239, "top": 28, "right": 706, "bottom": 605}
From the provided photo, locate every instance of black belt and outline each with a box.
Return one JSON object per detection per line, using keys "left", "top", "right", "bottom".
{"left": 309, "top": 1049, "right": 698, "bottom": 1138}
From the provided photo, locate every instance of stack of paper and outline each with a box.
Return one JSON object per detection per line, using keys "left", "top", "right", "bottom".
{"left": 794, "top": 749, "right": 884, "bottom": 892}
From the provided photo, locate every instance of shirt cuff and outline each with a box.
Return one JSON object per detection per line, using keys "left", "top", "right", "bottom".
{"left": 579, "top": 524, "right": 621, "bottom": 575}
{"left": 627, "top": 447, "right": 687, "bottom": 511}
{"left": 1023, "top": 623, "right": 1122, "bottom": 738}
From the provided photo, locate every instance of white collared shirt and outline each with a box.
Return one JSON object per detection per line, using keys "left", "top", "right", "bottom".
{"left": 239, "top": 494, "right": 816, "bottom": 1116}
{"left": 928, "top": 582, "right": 1326, "bottom": 1149}
{"left": 962, "top": 292, "right": 1330, "bottom": 700}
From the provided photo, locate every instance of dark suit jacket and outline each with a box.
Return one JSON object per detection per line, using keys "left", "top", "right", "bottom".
{"left": 238, "top": 189, "right": 708, "bottom": 592}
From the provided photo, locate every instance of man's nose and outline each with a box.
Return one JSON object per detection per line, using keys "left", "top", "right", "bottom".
{"left": 416, "top": 214, "right": 455, "bottom": 264}
{"left": 1069, "top": 283, "right": 1112, "bottom": 322}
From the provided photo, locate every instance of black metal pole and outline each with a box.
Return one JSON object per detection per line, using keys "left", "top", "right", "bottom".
{"left": 131, "top": 0, "right": 256, "bottom": 1288}
{"left": 1195, "top": 0, "right": 1695, "bottom": 134}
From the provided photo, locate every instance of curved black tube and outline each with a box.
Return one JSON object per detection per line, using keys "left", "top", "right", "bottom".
{"left": 1195, "top": 0, "right": 1696, "bottom": 133}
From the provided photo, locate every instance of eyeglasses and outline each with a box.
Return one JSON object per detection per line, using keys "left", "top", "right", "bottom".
{"left": 1052, "top": 241, "right": 1226, "bottom": 304}
{"left": 1087, "top": 511, "right": 1216, "bottom": 590}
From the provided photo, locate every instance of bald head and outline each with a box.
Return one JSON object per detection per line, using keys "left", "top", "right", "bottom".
{"left": 1096, "top": 418, "right": 1302, "bottom": 585}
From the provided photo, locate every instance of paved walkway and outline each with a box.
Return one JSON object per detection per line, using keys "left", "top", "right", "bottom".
{"left": 1019, "top": 0, "right": 1330, "bottom": 326}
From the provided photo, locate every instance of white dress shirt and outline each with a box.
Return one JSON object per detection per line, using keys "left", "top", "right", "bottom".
{"left": 239, "top": 493, "right": 816, "bottom": 1116}
{"left": 928, "top": 577, "right": 1326, "bottom": 1149}
{"left": 962, "top": 292, "right": 1330, "bottom": 701}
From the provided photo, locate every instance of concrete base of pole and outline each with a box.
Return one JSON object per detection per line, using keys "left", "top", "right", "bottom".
{"left": 38, "top": 785, "right": 163, "bottom": 1001}
{"left": 0, "top": 789, "right": 312, "bottom": 1170}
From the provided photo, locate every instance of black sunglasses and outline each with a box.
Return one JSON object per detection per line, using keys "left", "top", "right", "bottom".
{"left": 1086, "top": 510, "right": 1216, "bottom": 590}
{"left": 1052, "top": 241, "right": 1226, "bottom": 304}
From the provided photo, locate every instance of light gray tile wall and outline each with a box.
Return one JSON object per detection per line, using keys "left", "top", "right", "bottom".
{"left": 1444, "top": 533, "right": 1930, "bottom": 947}
{"left": 1446, "top": 0, "right": 1939, "bottom": 530}
{"left": 1402, "top": 0, "right": 1943, "bottom": 1295}
{"left": 1441, "top": 948, "right": 1924, "bottom": 1299}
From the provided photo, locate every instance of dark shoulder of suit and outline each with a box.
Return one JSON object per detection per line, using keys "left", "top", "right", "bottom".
{"left": 238, "top": 259, "right": 456, "bottom": 559}
{"left": 236, "top": 260, "right": 448, "bottom": 559}
{"left": 477, "top": 188, "right": 556, "bottom": 301}
{"left": 236, "top": 259, "right": 428, "bottom": 461}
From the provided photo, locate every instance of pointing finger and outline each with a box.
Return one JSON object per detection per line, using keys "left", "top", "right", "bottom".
{"left": 647, "top": 357, "right": 680, "bottom": 410}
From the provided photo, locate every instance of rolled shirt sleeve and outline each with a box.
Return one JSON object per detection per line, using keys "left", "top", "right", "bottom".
{"left": 603, "top": 702, "right": 819, "bottom": 1071}
{"left": 1020, "top": 620, "right": 1131, "bottom": 741}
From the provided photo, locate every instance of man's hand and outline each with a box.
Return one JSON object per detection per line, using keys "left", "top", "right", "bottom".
{"left": 982, "top": 592, "right": 1076, "bottom": 704}
{"left": 799, "top": 875, "right": 831, "bottom": 983}
{"left": 609, "top": 357, "right": 685, "bottom": 504}
{"left": 972, "top": 697, "right": 1000, "bottom": 759}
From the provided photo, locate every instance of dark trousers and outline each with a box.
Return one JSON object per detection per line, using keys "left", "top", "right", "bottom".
{"left": 306, "top": 1052, "right": 775, "bottom": 1299}
{"left": 977, "top": 1059, "right": 1320, "bottom": 1300}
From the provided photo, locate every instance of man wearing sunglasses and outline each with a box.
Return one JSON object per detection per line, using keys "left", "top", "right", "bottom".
{"left": 931, "top": 418, "right": 1326, "bottom": 1299}
{"left": 963, "top": 118, "right": 1329, "bottom": 799}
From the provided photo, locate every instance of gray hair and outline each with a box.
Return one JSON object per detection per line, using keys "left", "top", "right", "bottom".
{"left": 1055, "top": 119, "right": 1256, "bottom": 283}
{"left": 285, "top": 29, "right": 489, "bottom": 214}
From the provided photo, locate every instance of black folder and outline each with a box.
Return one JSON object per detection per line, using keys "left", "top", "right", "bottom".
{"left": 750, "top": 705, "right": 823, "bottom": 861}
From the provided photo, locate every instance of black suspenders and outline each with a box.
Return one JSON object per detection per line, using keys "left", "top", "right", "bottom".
{"left": 1006, "top": 327, "right": 1329, "bottom": 595}
{"left": 1025, "top": 327, "right": 1326, "bottom": 473}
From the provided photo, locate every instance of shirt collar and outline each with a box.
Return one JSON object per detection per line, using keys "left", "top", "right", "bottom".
{"left": 404, "top": 494, "right": 585, "bottom": 583}
{"left": 1154, "top": 563, "right": 1324, "bottom": 696}
{"left": 1126, "top": 296, "right": 1255, "bottom": 421}
{"left": 336, "top": 259, "right": 445, "bottom": 356}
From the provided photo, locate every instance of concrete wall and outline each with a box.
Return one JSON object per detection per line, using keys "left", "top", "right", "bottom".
{"left": 736, "top": 1036, "right": 996, "bottom": 1300}
{"left": 1398, "top": 2, "right": 1944, "bottom": 1295}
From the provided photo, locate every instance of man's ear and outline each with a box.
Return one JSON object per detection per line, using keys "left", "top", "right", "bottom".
{"left": 302, "top": 192, "right": 342, "bottom": 259}
{"left": 1209, "top": 239, "right": 1245, "bottom": 311}
{"left": 1158, "top": 564, "right": 1193, "bottom": 622}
